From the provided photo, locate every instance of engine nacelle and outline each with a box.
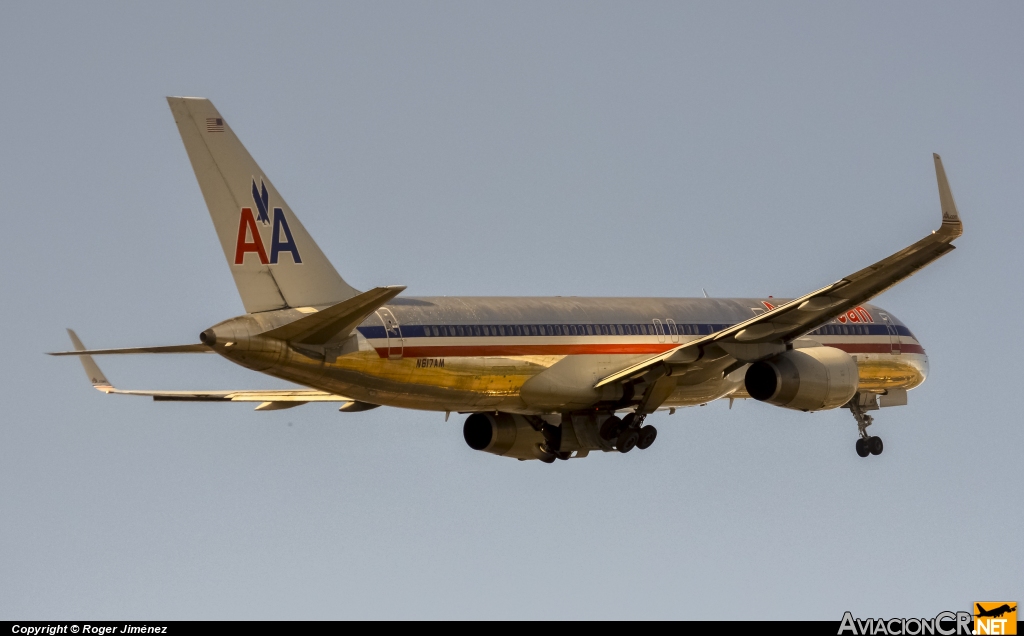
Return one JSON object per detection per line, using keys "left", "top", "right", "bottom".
{"left": 744, "top": 346, "right": 859, "bottom": 411}
{"left": 463, "top": 412, "right": 549, "bottom": 460}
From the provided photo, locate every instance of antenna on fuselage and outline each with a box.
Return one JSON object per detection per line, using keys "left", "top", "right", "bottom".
{"left": 702, "top": 288, "right": 709, "bottom": 298}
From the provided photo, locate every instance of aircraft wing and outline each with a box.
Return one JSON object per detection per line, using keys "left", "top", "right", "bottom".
{"left": 597, "top": 153, "right": 964, "bottom": 388}
{"left": 60, "top": 329, "right": 371, "bottom": 411}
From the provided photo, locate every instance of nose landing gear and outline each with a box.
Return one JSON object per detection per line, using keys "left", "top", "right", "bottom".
{"left": 849, "top": 394, "right": 883, "bottom": 458}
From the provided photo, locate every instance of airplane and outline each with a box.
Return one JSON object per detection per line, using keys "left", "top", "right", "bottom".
{"left": 50, "top": 97, "right": 964, "bottom": 462}
{"left": 975, "top": 604, "right": 1016, "bottom": 619}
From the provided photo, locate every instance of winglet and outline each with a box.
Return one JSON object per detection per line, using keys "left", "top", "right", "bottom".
{"left": 66, "top": 329, "right": 114, "bottom": 392}
{"left": 933, "top": 153, "right": 963, "bottom": 239}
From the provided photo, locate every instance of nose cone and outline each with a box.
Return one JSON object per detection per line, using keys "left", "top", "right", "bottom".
{"left": 915, "top": 349, "right": 930, "bottom": 384}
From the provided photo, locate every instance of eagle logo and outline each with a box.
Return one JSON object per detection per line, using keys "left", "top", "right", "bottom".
{"left": 252, "top": 178, "right": 272, "bottom": 225}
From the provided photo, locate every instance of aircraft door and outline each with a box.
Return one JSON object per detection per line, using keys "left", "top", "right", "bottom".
{"left": 377, "top": 308, "right": 404, "bottom": 360}
{"left": 879, "top": 312, "right": 901, "bottom": 355}
{"left": 666, "top": 319, "right": 679, "bottom": 343}
{"left": 653, "top": 319, "right": 666, "bottom": 343}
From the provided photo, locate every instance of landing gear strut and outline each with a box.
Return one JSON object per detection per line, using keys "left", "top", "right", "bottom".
{"left": 849, "top": 395, "right": 883, "bottom": 458}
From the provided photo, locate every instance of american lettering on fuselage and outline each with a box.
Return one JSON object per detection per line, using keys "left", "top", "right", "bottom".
{"left": 50, "top": 97, "right": 965, "bottom": 463}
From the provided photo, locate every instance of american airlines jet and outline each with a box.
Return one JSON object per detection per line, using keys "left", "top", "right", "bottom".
{"left": 52, "top": 98, "right": 964, "bottom": 462}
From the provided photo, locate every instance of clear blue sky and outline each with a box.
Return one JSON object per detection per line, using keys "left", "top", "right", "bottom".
{"left": 1, "top": 1, "right": 1020, "bottom": 619}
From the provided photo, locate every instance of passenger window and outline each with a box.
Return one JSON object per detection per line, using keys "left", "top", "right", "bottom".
{"left": 599, "top": 325, "right": 607, "bottom": 335}
{"left": 456, "top": 326, "right": 465, "bottom": 337}
{"left": 585, "top": 324, "right": 593, "bottom": 335}
{"left": 537, "top": 325, "right": 545, "bottom": 336}
{"left": 498, "top": 325, "right": 506, "bottom": 336}
{"left": 529, "top": 325, "right": 537, "bottom": 336}
{"left": 569, "top": 325, "right": 577, "bottom": 336}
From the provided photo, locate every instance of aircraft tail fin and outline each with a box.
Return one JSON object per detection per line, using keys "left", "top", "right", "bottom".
{"left": 166, "top": 97, "right": 359, "bottom": 313}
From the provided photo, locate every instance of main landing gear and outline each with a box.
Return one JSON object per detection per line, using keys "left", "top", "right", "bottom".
{"left": 600, "top": 413, "right": 658, "bottom": 454}
{"left": 849, "top": 396, "right": 883, "bottom": 458}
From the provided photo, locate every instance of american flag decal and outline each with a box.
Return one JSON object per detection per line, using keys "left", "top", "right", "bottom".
{"left": 206, "top": 117, "right": 224, "bottom": 132}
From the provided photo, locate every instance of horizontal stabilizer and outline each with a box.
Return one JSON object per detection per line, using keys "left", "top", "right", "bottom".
{"left": 260, "top": 285, "right": 406, "bottom": 344}
{"left": 48, "top": 343, "right": 212, "bottom": 356}
{"left": 58, "top": 330, "right": 363, "bottom": 410}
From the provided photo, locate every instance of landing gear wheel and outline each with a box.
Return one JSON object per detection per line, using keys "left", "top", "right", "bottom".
{"left": 600, "top": 415, "right": 624, "bottom": 441}
{"left": 855, "top": 438, "right": 869, "bottom": 458}
{"left": 636, "top": 425, "right": 658, "bottom": 450}
{"left": 869, "top": 436, "right": 883, "bottom": 456}
{"left": 555, "top": 451, "right": 572, "bottom": 461}
{"left": 616, "top": 428, "right": 639, "bottom": 453}
{"left": 537, "top": 445, "right": 557, "bottom": 463}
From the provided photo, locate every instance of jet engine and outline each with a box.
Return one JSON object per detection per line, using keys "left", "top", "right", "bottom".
{"left": 463, "top": 412, "right": 548, "bottom": 461}
{"left": 744, "top": 346, "right": 859, "bottom": 411}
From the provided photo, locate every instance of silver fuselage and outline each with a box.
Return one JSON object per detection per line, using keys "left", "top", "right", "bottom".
{"left": 203, "top": 296, "right": 927, "bottom": 415}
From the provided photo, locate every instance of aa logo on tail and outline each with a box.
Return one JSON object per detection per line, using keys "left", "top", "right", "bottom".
{"left": 234, "top": 178, "right": 302, "bottom": 265}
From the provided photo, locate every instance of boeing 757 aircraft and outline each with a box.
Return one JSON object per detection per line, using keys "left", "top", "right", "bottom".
{"left": 51, "top": 98, "right": 964, "bottom": 462}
